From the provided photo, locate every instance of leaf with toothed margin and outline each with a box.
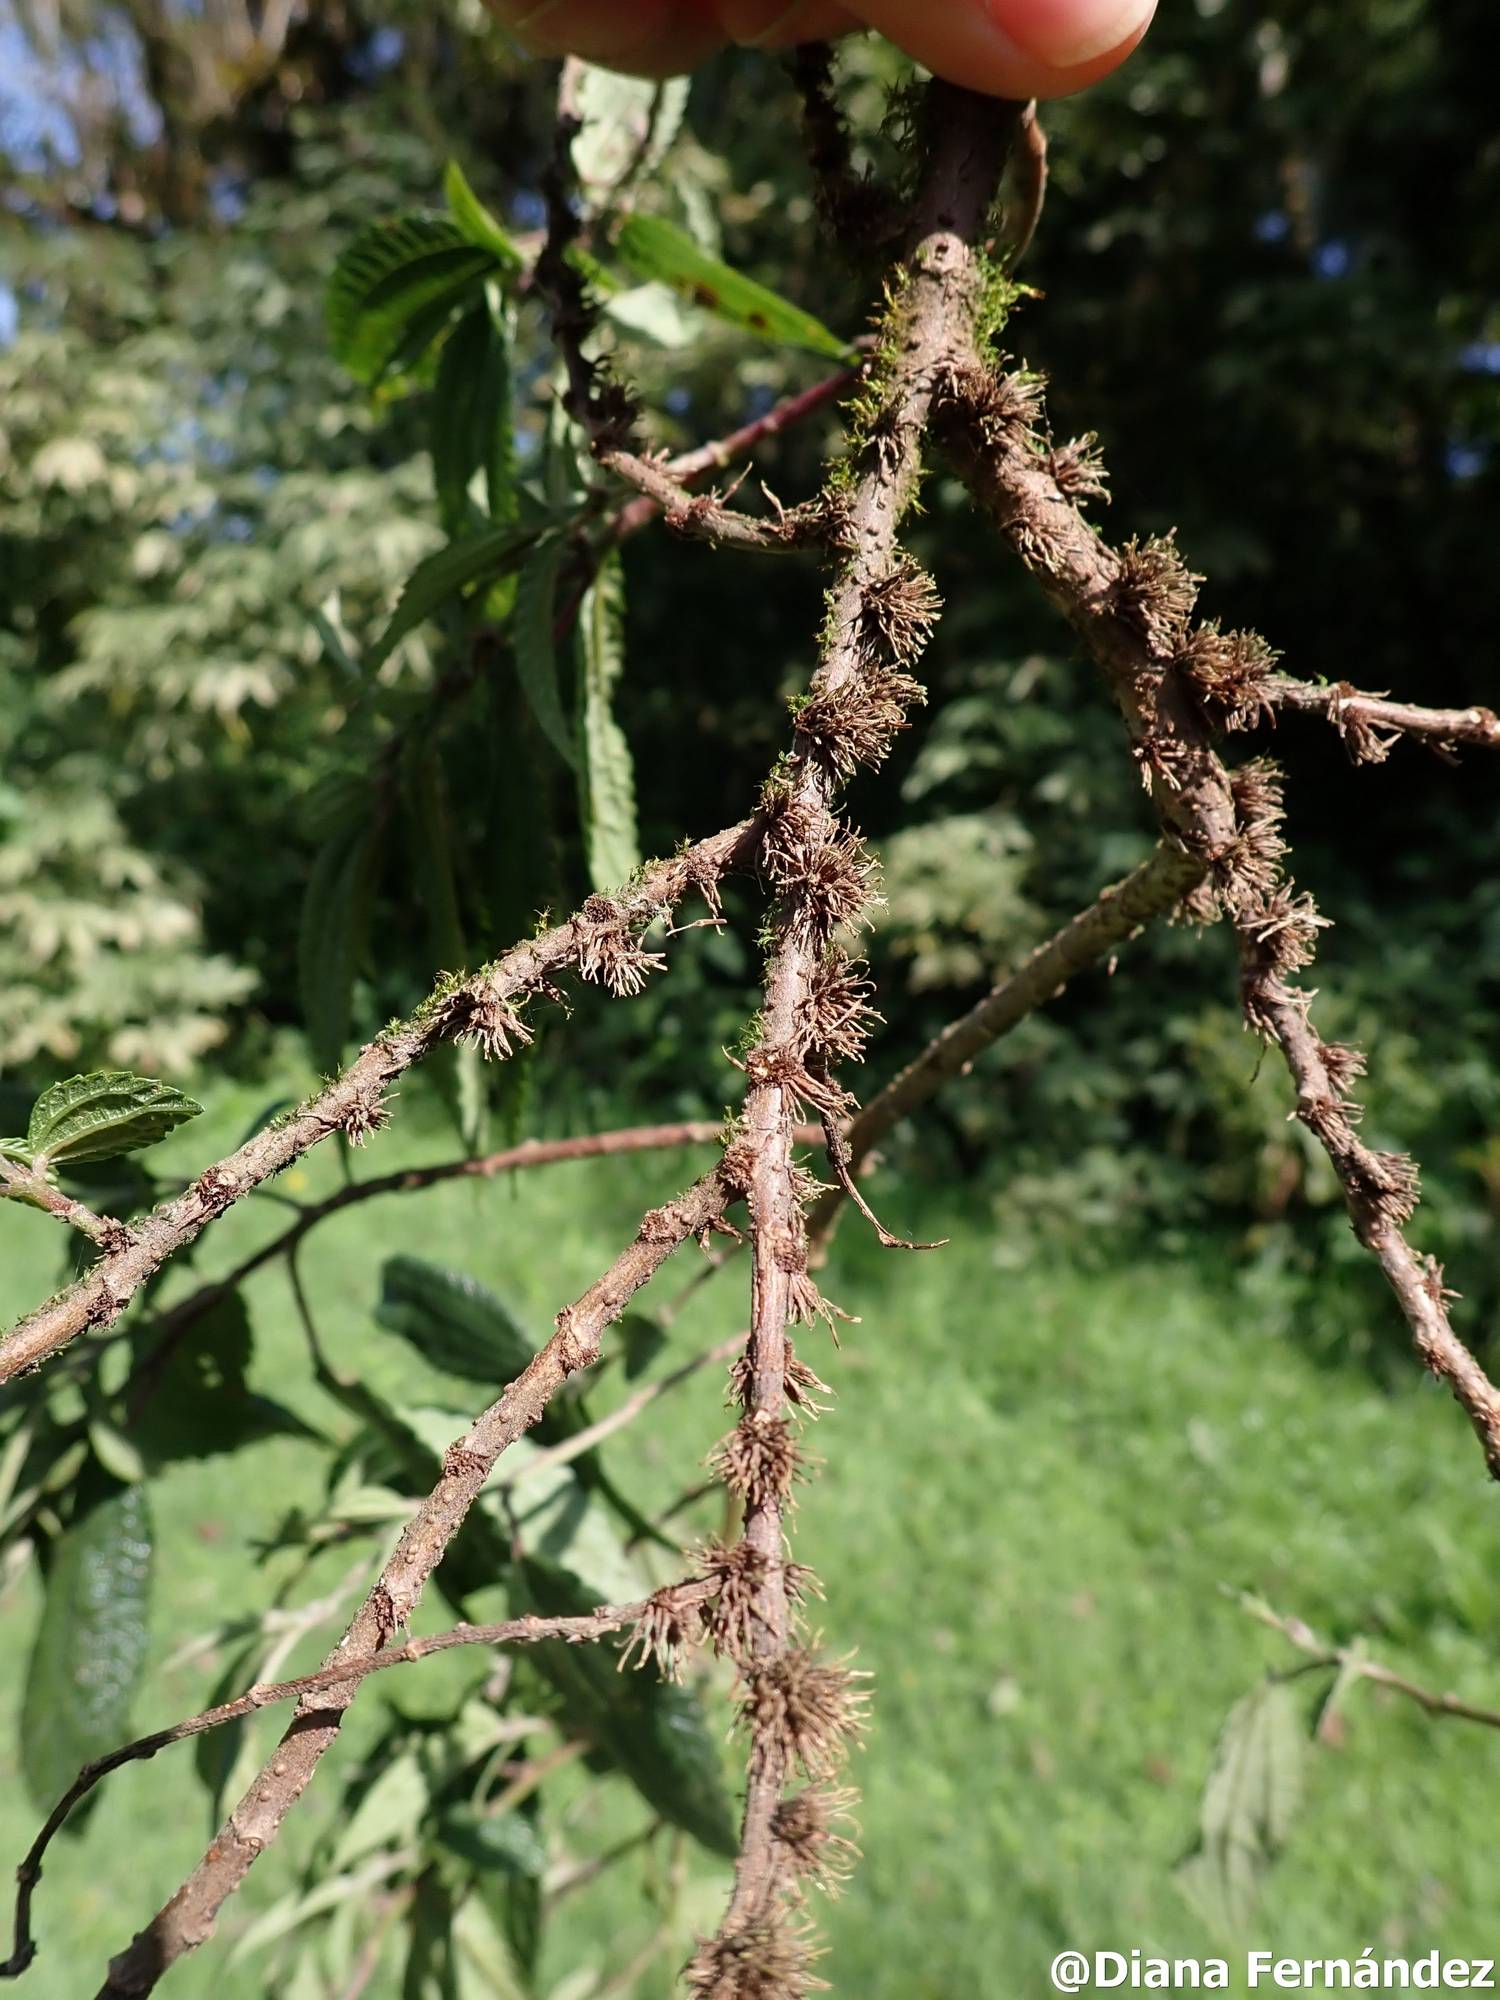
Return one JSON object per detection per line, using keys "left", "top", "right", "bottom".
{"left": 19, "top": 1070, "right": 202, "bottom": 1174}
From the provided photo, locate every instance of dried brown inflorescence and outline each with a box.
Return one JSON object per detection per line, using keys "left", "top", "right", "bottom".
{"left": 772, "top": 1786, "right": 862, "bottom": 1898}
{"left": 713, "top": 1411, "right": 807, "bottom": 1513}
{"left": 684, "top": 1913, "right": 829, "bottom": 2000}
{"left": 737, "top": 1648, "right": 871, "bottom": 1782}
{"left": 1178, "top": 621, "right": 1280, "bottom": 731}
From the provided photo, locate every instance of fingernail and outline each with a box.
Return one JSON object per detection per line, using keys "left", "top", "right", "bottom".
{"left": 993, "top": 0, "right": 1156, "bottom": 70}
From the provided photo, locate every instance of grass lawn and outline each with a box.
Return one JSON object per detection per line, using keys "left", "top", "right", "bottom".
{"left": 3, "top": 1079, "right": 1500, "bottom": 1999}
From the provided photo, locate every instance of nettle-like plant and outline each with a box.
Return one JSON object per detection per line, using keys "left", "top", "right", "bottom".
{"left": 3, "top": 50, "right": 1500, "bottom": 2000}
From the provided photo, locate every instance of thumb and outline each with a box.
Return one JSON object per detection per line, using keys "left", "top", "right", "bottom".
{"left": 851, "top": 0, "right": 1156, "bottom": 100}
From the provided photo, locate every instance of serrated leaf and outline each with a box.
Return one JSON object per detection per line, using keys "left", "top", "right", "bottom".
{"left": 21, "top": 1484, "right": 153, "bottom": 1813}
{"left": 510, "top": 537, "right": 576, "bottom": 769}
{"left": 24, "top": 1071, "right": 202, "bottom": 1171}
{"left": 574, "top": 551, "right": 639, "bottom": 892}
{"left": 327, "top": 213, "right": 498, "bottom": 387}
{"left": 366, "top": 521, "right": 543, "bottom": 674}
{"left": 613, "top": 213, "right": 853, "bottom": 359}
{"left": 442, "top": 161, "right": 524, "bottom": 271}
{"left": 298, "top": 820, "right": 383, "bottom": 1070}
{"left": 332, "top": 1750, "right": 429, "bottom": 1870}
{"left": 517, "top": 1558, "right": 738, "bottom": 1858}
{"left": 1176, "top": 1678, "right": 1308, "bottom": 1934}
{"left": 617, "top": 1312, "right": 669, "bottom": 1381}
{"left": 376, "top": 1257, "right": 537, "bottom": 1386}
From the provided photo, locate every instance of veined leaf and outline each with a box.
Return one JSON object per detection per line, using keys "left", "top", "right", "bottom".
{"left": 376, "top": 1257, "right": 537, "bottom": 1386}
{"left": 511, "top": 536, "right": 576, "bottom": 769}
{"left": 574, "top": 551, "right": 639, "bottom": 892}
{"left": 365, "top": 521, "right": 543, "bottom": 673}
{"left": 21, "top": 1484, "right": 153, "bottom": 1814}
{"left": 327, "top": 213, "right": 497, "bottom": 387}
{"left": 132, "top": 1292, "right": 317, "bottom": 1466}
{"left": 22, "top": 1071, "right": 202, "bottom": 1172}
{"left": 435, "top": 1805, "right": 546, "bottom": 1880}
{"left": 1176, "top": 1678, "right": 1308, "bottom": 1934}
{"left": 613, "top": 213, "right": 853, "bottom": 359}
{"left": 298, "top": 819, "right": 383, "bottom": 1070}
{"left": 442, "top": 161, "right": 524, "bottom": 271}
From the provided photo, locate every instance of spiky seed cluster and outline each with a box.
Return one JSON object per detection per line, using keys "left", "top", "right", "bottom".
{"left": 796, "top": 668, "right": 925, "bottom": 783}
{"left": 695, "top": 1541, "right": 818, "bottom": 1665}
{"left": 1349, "top": 1145, "right": 1421, "bottom": 1226}
{"left": 773, "top": 1787, "right": 862, "bottom": 1898}
{"left": 788, "top": 829, "right": 880, "bottom": 951}
{"left": 787, "top": 1270, "right": 858, "bottom": 1338}
{"left": 1241, "top": 884, "right": 1329, "bottom": 981}
{"left": 1320, "top": 1039, "right": 1368, "bottom": 1105}
{"left": 713, "top": 1411, "right": 804, "bottom": 1512}
{"left": 342, "top": 1094, "right": 391, "bottom": 1147}
{"left": 859, "top": 558, "right": 941, "bottom": 667}
{"left": 937, "top": 360, "right": 1044, "bottom": 447}
{"left": 575, "top": 897, "right": 667, "bottom": 998}
{"left": 430, "top": 985, "right": 535, "bottom": 1060}
{"left": 1212, "top": 758, "right": 1289, "bottom": 917}
{"left": 741, "top": 1044, "right": 851, "bottom": 1122}
{"left": 759, "top": 791, "right": 827, "bottom": 891}
{"left": 1048, "top": 433, "right": 1110, "bottom": 504}
{"left": 684, "top": 1914, "right": 828, "bottom": 2000}
{"left": 738, "top": 1648, "right": 870, "bottom": 1780}
{"left": 729, "top": 1344, "right": 834, "bottom": 1418}
{"left": 620, "top": 1584, "right": 706, "bottom": 1682}
{"left": 1178, "top": 622, "right": 1280, "bottom": 731}
{"left": 800, "top": 956, "right": 881, "bottom": 1066}
{"left": 1112, "top": 535, "right": 1203, "bottom": 654}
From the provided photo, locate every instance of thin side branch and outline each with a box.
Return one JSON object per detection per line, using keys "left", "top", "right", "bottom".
{"left": 93, "top": 1168, "right": 734, "bottom": 1998}
{"left": 0, "top": 1159, "right": 125, "bottom": 1251}
{"left": 943, "top": 357, "right": 1500, "bottom": 1477}
{"left": 1265, "top": 675, "right": 1500, "bottom": 760}
{"left": 1240, "top": 1594, "right": 1500, "bottom": 1732}
{"left": 806, "top": 840, "right": 1205, "bottom": 1251}
{"left": 3, "top": 1603, "right": 653, "bottom": 1980}
{"left": 1, "top": 822, "right": 756, "bottom": 1388}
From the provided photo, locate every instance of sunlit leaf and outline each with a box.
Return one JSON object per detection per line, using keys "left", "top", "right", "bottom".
{"left": 364, "top": 520, "right": 543, "bottom": 673}
{"left": 298, "top": 820, "right": 383, "bottom": 1070}
{"left": 613, "top": 213, "right": 853, "bottom": 358}
{"left": 326, "top": 213, "right": 497, "bottom": 387}
{"left": 574, "top": 551, "right": 639, "bottom": 892}
{"left": 21, "top": 1071, "right": 202, "bottom": 1172}
{"left": 21, "top": 1484, "right": 153, "bottom": 1814}
{"left": 376, "top": 1257, "right": 537, "bottom": 1385}
{"left": 442, "top": 161, "right": 524, "bottom": 271}
{"left": 511, "top": 536, "right": 577, "bottom": 769}
{"left": 1176, "top": 1678, "right": 1308, "bottom": 1934}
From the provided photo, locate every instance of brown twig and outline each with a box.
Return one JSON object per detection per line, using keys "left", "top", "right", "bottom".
{"left": 0, "top": 1159, "right": 125, "bottom": 1251}
{"left": 805, "top": 840, "right": 1204, "bottom": 1252}
{"left": 1264, "top": 676, "right": 1500, "bottom": 760}
{"left": 1239, "top": 1593, "right": 1500, "bottom": 1732}
{"left": 91, "top": 1168, "right": 733, "bottom": 1997}
{"left": 943, "top": 356, "right": 1500, "bottom": 1478}
{"left": 1, "top": 823, "right": 757, "bottom": 1389}
{"left": 694, "top": 85, "right": 1024, "bottom": 1989}
{"left": 3, "top": 1605, "right": 652, "bottom": 1981}
{"left": 123, "top": 1119, "right": 755, "bottom": 1416}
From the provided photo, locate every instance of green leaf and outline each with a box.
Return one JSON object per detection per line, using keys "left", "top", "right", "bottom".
{"left": 442, "top": 162, "right": 524, "bottom": 271}
{"left": 511, "top": 537, "right": 577, "bottom": 769}
{"left": 574, "top": 551, "right": 639, "bottom": 892}
{"left": 517, "top": 1558, "right": 738, "bottom": 1858}
{"left": 298, "top": 819, "right": 383, "bottom": 1070}
{"left": 434, "top": 1805, "right": 546, "bottom": 1880}
{"left": 327, "top": 213, "right": 498, "bottom": 387}
{"left": 23, "top": 1071, "right": 202, "bottom": 1172}
{"left": 618, "top": 1312, "right": 669, "bottom": 1381}
{"left": 376, "top": 1257, "right": 537, "bottom": 1386}
{"left": 87, "top": 1420, "right": 145, "bottom": 1485}
{"left": 366, "top": 521, "right": 543, "bottom": 674}
{"left": 21, "top": 1484, "right": 153, "bottom": 1813}
{"left": 612, "top": 213, "right": 853, "bottom": 359}
{"left": 572, "top": 68, "right": 689, "bottom": 197}
{"left": 1176, "top": 1678, "right": 1308, "bottom": 1934}
{"left": 131, "top": 1293, "right": 317, "bottom": 1466}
